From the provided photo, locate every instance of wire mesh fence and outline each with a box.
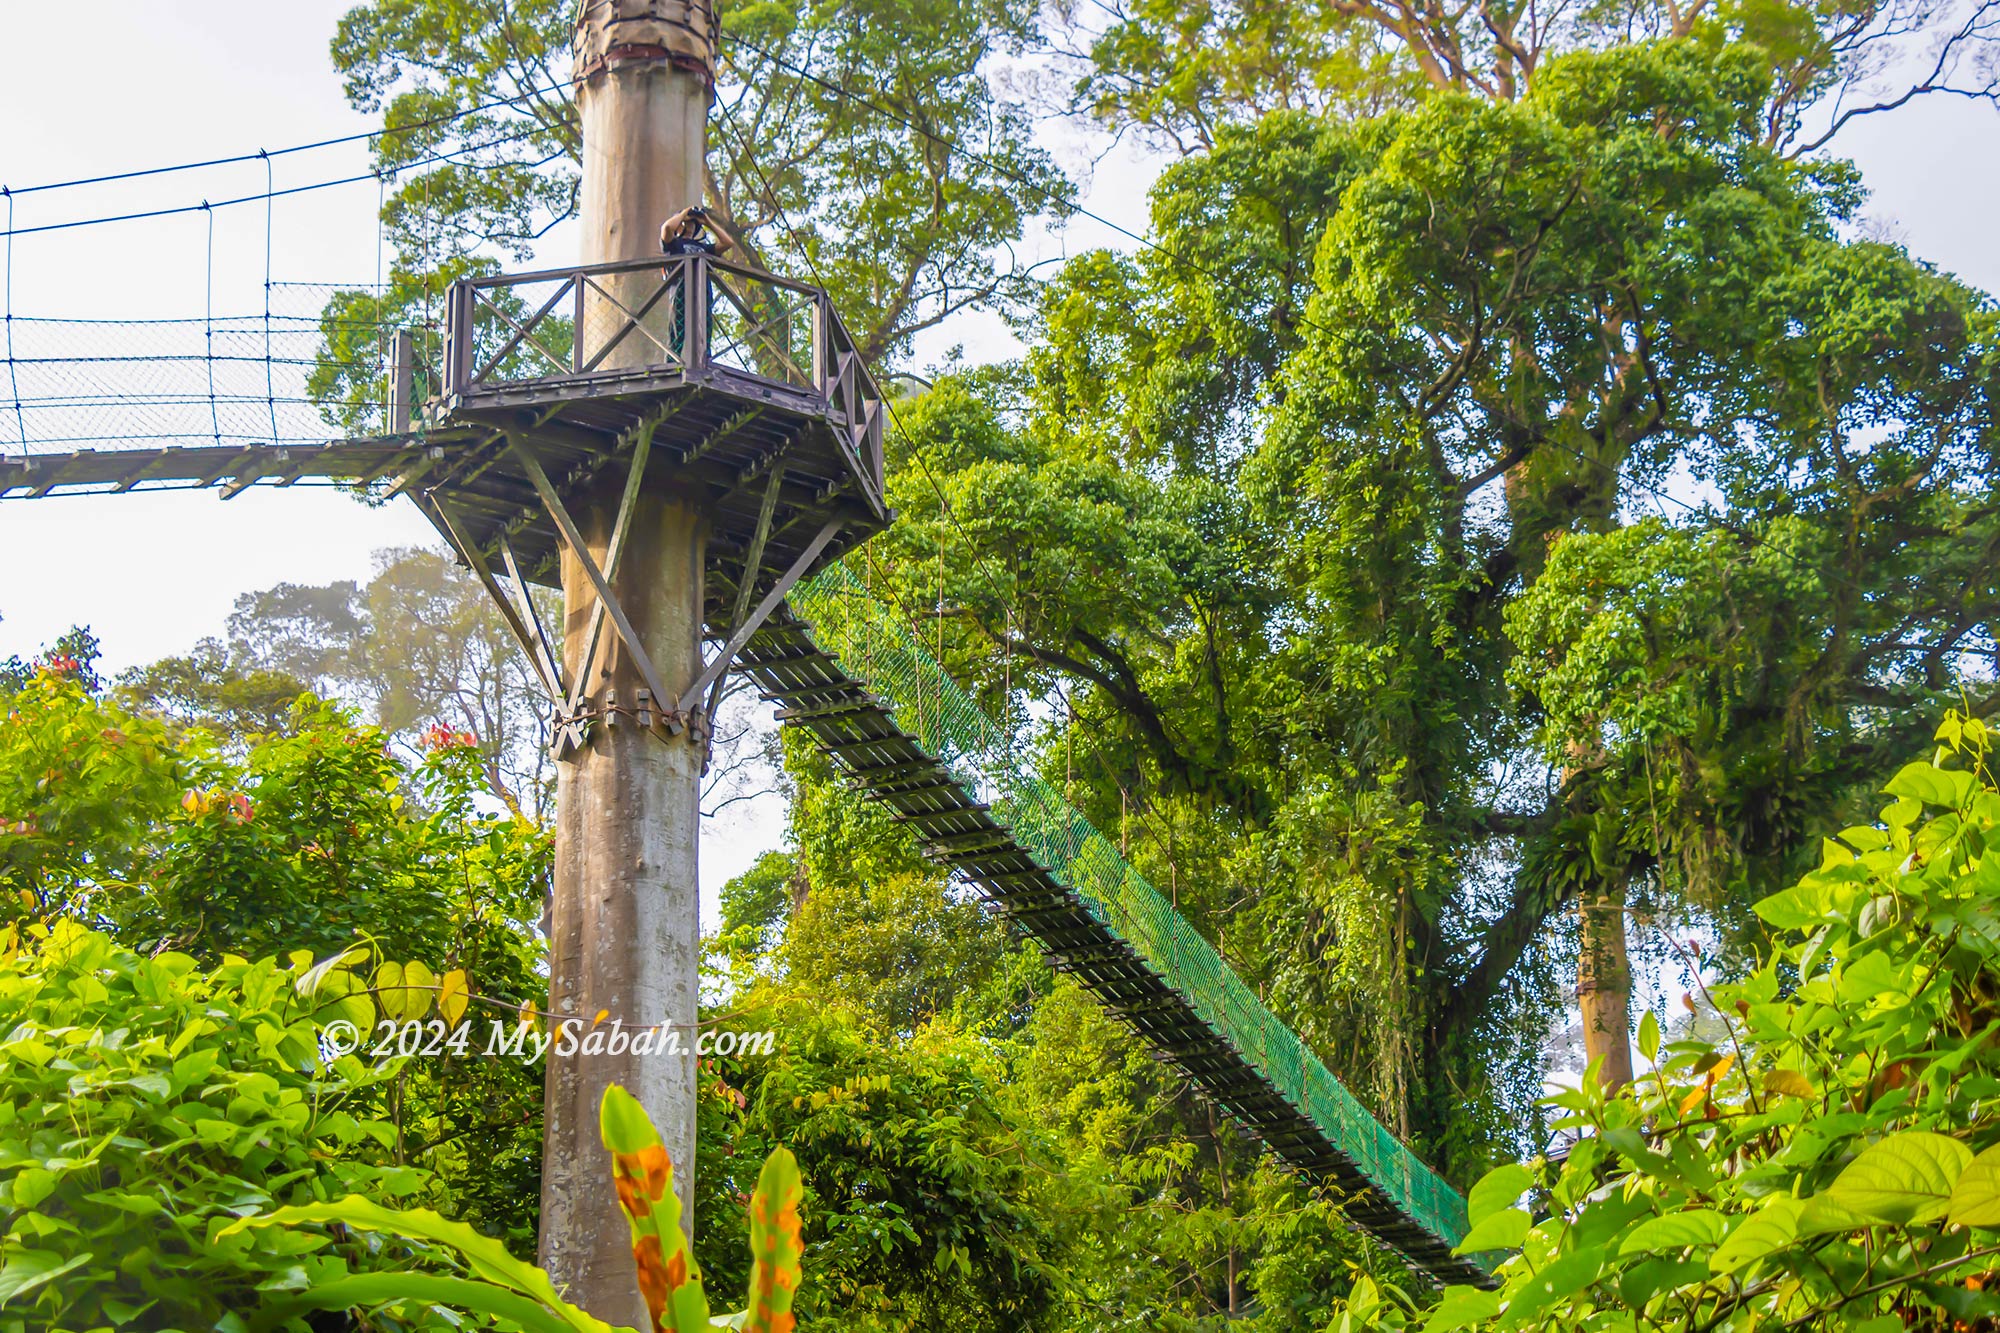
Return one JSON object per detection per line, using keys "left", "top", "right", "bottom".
{"left": 791, "top": 560, "right": 1473, "bottom": 1252}
{"left": 0, "top": 283, "right": 429, "bottom": 457}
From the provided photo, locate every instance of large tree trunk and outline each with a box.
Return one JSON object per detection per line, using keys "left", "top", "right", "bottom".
{"left": 1576, "top": 881, "right": 1633, "bottom": 1089}
{"left": 1506, "top": 421, "right": 1636, "bottom": 1094}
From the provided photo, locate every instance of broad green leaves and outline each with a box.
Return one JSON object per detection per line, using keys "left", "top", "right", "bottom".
{"left": 1453, "top": 1208, "right": 1532, "bottom": 1256}
{"left": 1947, "top": 1145, "right": 2000, "bottom": 1226}
{"left": 1883, "top": 761, "right": 1977, "bottom": 810}
{"left": 1707, "top": 1198, "right": 1800, "bottom": 1275}
{"left": 1465, "top": 1163, "right": 1534, "bottom": 1226}
{"left": 225, "top": 1197, "right": 616, "bottom": 1333}
{"left": 1455, "top": 1162, "right": 1537, "bottom": 1255}
{"left": 1617, "top": 1209, "right": 1729, "bottom": 1256}
{"left": 0, "top": 921, "right": 455, "bottom": 1328}
{"left": 1340, "top": 717, "right": 2000, "bottom": 1333}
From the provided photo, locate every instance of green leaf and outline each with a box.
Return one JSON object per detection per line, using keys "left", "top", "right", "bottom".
{"left": 1826, "top": 1132, "right": 1970, "bottom": 1226}
{"left": 1618, "top": 1256, "right": 1709, "bottom": 1306}
{"left": 401, "top": 960, "right": 437, "bottom": 1019}
{"left": 1502, "top": 1249, "right": 1603, "bottom": 1323}
{"left": 374, "top": 961, "right": 409, "bottom": 1021}
{"left": 1422, "top": 1284, "right": 1501, "bottom": 1331}
{"left": 1451, "top": 1207, "right": 1530, "bottom": 1255}
{"left": 250, "top": 1273, "right": 625, "bottom": 1333}
{"left": 12, "top": 1168, "right": 56, "bottom": 1208}
{"left": 222, "top": 1197, "right": 613, "bottom": 1331}
{"left": 1638, "top": 1011, "right": 1660, "bottom": 1063}
{"left": 1836, "top": 950, "right": 1902, "bottom": 1005}
{"left": 1618, "top": 1209, "right": 1730, "bottom": 1256}
{"left": 1884, "top": 762, "right": 1975, "bottom": 809}
{"left": 0, "top": 1249, "right": 92, "bottom": 1303}
{"left": 1948, "top": 1143, "right": 2000, "bottom": 1227}
{"left": 1466, "top": 1163, "right": 1535, "bottom": 1226}
{"left": 1709, "top": 1197, "right": 1800, "bottom": 1275}
{"left": 1754, "top": 882, "right": 1830, "bottom": 930}
{"left": 294, "top": 947, "right": 368, "bottom": 999}
{"left": 124, "top": 1073, "right": 171, "bottom": 1099}
{"left": 1922, "top": 1279, "right": 2000, "bottom": 1324}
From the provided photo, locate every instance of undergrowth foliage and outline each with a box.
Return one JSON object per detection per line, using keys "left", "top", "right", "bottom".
{"left": 1344, "top": 711, "right": 2000, "bottom": 1332}
{"left": 0, "top": 922, "right": 456, "bottom": 1327}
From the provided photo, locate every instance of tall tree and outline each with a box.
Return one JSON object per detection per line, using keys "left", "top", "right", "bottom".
{"left": 1050, "top": 0, "right": 2000, "bottom": 153}
{"left": 864, "top": 39, "right": 2000, "bottom": 1176}
{"left": 311, "top": 0, "right": 1072, "bottom": 426}
{"left": 1022, "top": 0, "right": 2000, "bottom": 1114}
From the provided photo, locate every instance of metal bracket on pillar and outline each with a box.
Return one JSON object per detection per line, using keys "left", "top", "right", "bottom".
{"left": 678, "top": 517, "right": 842, "bottom": 721}
{"left": 508, "top": 434, "right": 685, "bottom": 742}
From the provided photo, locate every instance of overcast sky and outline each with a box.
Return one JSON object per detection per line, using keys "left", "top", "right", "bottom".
{"left": 1, "top": 1, "right": 1995, "bottom": 903}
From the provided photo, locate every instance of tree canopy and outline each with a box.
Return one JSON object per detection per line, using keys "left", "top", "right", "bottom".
{"left": 858, "top": 35, "right": 1999, "bottom": 1176}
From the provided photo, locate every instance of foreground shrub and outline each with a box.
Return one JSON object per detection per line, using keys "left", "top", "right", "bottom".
{"left": 1347, "top": 713, "right": 2000, "bottom": 1332}
{"left": 0, "top": 921, "right": 468, "bottom": 1327}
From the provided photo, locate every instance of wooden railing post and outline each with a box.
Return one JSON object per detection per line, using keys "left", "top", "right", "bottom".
{"left": 685, "top": 255, "right": 707, "bottom": 372}
{"left": 389, "top": 328, "right": 415, "bottom": 433}
{"left": 814, "top": 294, "right": 831, "bottom": 396}
{"left": 444, "top": 279, "right": 477, "bottom": 396}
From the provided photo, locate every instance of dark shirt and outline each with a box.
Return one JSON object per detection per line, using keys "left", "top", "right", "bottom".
{"left": 662, "top": 236, "right": 715, "bottom": 257}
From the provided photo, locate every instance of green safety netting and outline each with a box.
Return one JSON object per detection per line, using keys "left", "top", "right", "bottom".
{"left": 791, "top": 561, "right": 1471, "bottom": 1252}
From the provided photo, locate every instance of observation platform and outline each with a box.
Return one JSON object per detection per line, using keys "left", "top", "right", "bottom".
{"left": 0, "top": 252, "right": 889, "bottom": 626}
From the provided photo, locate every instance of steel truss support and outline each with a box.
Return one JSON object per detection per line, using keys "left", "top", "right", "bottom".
{"left": 549, "top": 410, "right": 659, "bottom": 756}
{"left": 507, "top": 434, "right": 684, "bottom": 743}
{"left": 700, "top": 461, "right": 786, "bottom": 734}
{"left": 677, "top": 516, "right": 841, "bottom": 719}
{"left": 418, "top": 493, "right": 567, "bottom": 708}
{"left": 424, "top": 412, "right": 829, "bottom": 765}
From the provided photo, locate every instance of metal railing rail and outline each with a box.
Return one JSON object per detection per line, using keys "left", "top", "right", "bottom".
{"left": 442, "top": 257, "right": 884, "bottom": 492}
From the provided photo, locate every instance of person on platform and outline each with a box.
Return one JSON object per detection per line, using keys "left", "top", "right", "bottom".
{"left": 660, "top": 205, "right": 737, "bottom": 258}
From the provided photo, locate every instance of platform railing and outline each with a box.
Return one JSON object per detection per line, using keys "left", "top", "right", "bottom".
{"left": 442, "top": 254, "right": 884, "bottom": 490}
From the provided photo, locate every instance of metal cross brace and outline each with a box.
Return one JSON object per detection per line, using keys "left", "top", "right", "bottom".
{"left": 498, "top": 530, "right": 565, "bottom": 701}
{"left": 507, "top": 433, "right": 683, "bottom": 738}
{"left": 677, "top": 516, "right": 842, "bottom": 719}
{"left": 418, "top": 492, "right": 567, "bottom": 708}
{"left": 703, "top": 459, "right": 787, "bottom": 727}
{"left": 552, "top": 408, "right": 661, "bottom": 755}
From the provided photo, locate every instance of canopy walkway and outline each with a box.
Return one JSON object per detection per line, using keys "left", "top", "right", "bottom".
{"left": 0, "top": 259, "right": 1493, "bottom": 1288}
{"left": 744, "top": 566, "right": 1489, "bottom": 1286}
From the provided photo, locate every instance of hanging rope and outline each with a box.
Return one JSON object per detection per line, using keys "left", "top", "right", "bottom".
{"left": 3, "top": 186, "right": 22, "bottom": 457}
{"left": 374, "top": 170, "right": 387, "bottom": 430}
{"left": 260, "top": 150, "right": 278, "bottom": 448}
{"left": 203, "top": 202, "right": 220, "bottom": 446}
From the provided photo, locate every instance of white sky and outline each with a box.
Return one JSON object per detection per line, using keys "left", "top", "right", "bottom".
{"left": 0, "top": 2, "right": 1995, "bottom": 906}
